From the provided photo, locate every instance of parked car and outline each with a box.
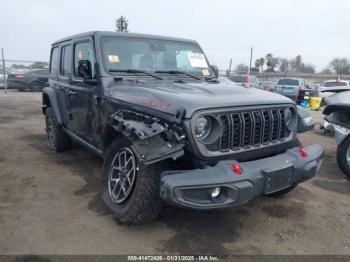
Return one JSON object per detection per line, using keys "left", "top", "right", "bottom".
{"left": 323, "top": 90, "right": 350, "bottom": 180}
{"left": 260, "top": 80, "right": 276, "bottom": 92}
{"left": 7, "top": 69, "right": 49, "bottom": 91}
{"left": 0, "top": 68, "right": 12, "bottom": 88}
{"left": 320, "top": 80, "right": 350, "bottom": 99}
{"left": 43, "top": 31, "right": 324, "bottom": 224}
{"left": 276, "top": 77, "right": 317, "bottom": 104}
{"left": 229, "top": 75, "right": 260, "bottom": 88}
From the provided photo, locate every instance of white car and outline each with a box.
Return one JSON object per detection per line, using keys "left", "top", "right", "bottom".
{"left": 320, "top": 80, "right": 350, "bottom": 99}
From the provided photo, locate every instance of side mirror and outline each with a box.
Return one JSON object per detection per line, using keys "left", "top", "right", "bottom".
{"left": 211, "top": 65, "right": 219, "bottom": 78}
{"left": 77, "top": 60, "right": 92, "bottom": 79}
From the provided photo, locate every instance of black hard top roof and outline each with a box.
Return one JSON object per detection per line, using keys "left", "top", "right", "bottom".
{"left": 52, "top": 31, "right": 197, "bottom": 45}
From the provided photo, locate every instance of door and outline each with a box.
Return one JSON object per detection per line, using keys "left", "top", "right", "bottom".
{"left": 68, "top": 39, "right": 98, "bottom": 143}
{"left": 49, "top": 46, "right": 69, "bottom": 123}
{"left": 57, "top": 44, "right": 72, "bottom": 125}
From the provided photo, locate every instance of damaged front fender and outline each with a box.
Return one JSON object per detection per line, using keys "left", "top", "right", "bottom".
{"left": 109, "top": 110, "right": 185, "bottom": 165}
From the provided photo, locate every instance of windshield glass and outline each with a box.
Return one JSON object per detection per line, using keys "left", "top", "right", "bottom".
{"left": 323, "top": 81, "right": 347, "bottom": 87}
{"left": 277, "top": 79, "right": 299, "bottom": 86}
{"left": 100, "top": 36, "right": 212, "bottom": 77}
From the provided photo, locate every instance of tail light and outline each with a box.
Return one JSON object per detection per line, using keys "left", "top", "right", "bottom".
{"left": 15, "top": 74, "right": 26, "bottom": 80}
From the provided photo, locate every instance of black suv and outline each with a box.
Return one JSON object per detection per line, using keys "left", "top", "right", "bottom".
{"left": 43, "top": 31, "right": 324, "bottom": 224}
{"left": 8, "top": 69, "right": 49, "bottom": 91}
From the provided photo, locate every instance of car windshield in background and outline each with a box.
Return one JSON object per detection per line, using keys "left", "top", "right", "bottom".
{"left": 324, "top": 81, "right": 348, "bottom": 87}
{"left": 100, "top": 36, "right": 212, "bottom": 77}
{"left": 231, "top": 76, "right": 246, "bottom": 82}
{"left": 277, "top": 79, "right": 299, "bottom": 86}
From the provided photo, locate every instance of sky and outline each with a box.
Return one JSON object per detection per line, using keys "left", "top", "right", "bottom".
{"left": 0, "top": 0, "right": 349, "bottom": 71}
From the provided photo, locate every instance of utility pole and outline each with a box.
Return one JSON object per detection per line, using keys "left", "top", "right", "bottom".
{"left": 1, "top": 48, "right": 7, "bottom": 94}
{"left": 248, "top": 47, "right": 253, "bottom": 75}
{"left": 227, "top": 58, "right": 232, "bottom": 78}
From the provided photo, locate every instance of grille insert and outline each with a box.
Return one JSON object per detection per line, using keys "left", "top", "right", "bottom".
{"left": 210, "top": 107, "right": 291, "bottom": 153}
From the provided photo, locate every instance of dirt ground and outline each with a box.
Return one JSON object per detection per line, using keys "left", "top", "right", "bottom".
{"left": 0, "top": 90, "right": 349, "bottom": 255}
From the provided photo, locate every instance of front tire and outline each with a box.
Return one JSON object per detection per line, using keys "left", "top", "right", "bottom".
{"left": 336, "top": 135, "right": 350, "bottom": 180}
{"left": 45, "top": 108, "right": 71, "bottom": 152}
{"left": 102, "top": 138, "right": 166, "bottom": 224}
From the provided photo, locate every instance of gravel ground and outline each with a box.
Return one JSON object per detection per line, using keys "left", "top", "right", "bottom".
{"left": 0, "top": 90, "right": 349, "bottom": 255}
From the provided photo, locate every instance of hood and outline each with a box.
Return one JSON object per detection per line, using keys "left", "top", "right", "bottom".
{"left": 325, "top": 90, "right": 350, "bottom": 106}
{"left": 109, "top": 80, "right": 293, "bottom": 118}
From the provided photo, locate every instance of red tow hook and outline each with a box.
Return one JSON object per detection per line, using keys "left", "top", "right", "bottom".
{"left": 232, "top": 163, "right": 241, "bottom": 175}
{"left": 299, "top": 147, "right": 308, "bottom": 158}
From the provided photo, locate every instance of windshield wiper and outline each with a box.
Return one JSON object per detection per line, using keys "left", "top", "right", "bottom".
{"left": 155, "top": 70, "right": 202, "bottom": 80}
{"left": 108, "top": 69, "right": 163, "bottom": 80}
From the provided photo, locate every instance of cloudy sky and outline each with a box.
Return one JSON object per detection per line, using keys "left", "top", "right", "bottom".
{"left": 0, "top": 0, "right": 349, "bottom": 71}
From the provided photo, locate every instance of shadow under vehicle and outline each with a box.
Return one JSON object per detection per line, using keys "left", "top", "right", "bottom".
{"left": 42, "top": 31, "right": 324, "bottom": 224}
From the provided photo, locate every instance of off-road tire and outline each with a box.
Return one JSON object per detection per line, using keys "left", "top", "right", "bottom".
{"left": 336, "top": 135, "right": 350, "bottom": 180}
{"left": 45, "top": 107, "right": 71, "bottom": 152}
{"left": 102, "top": 138, "right": 168, "bottom": 224}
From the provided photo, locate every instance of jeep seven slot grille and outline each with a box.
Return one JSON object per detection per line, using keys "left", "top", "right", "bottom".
{"left": 209, "top": 108, "right": 290, "bottom": 153}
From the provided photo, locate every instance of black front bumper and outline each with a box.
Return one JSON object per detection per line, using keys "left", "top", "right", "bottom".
{"left": 160, "top": 144, "right": 324, "bottom": 210}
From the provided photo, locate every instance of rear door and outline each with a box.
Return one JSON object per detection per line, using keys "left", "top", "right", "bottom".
{"left": 49, "top": 46, "right": 70, "bottom": 123}
{"left": 57, "top": 44, "right": 73, "bottom": 125}
{"left": 68, "top": 38, "right": 98, "bottom": 143}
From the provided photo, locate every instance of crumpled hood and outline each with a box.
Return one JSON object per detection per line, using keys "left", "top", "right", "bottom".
{"left": 109, "top": 80, "right": 293, "bottom": 118}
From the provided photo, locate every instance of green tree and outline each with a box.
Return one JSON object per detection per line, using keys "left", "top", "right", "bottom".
{"left": 255, "top": 57, "right": 265, "bottom": 72}
{"left": 116, "top": 16, "right": 129, "bottom": 32}
{"left": 329, "top": 58, "right": 350, "bottom": 75}
{"left": 235, "top": 63, "right": 249, "bottom": 73}
{"left": 11, "top": 64, "right": 27, "bottom": 69}
{"left": 265, "top": 53, "right": 278, "bottom": 72}
{"left": 29, "top": 61, "right": 49, "bottom": 69}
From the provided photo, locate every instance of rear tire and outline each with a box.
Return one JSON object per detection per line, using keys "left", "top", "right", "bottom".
{"left": 336, "top": 135, "right": 350, "bottom": 180}
{"left": 45, "top": 108, "right": 71, "bottom": 152}
{"left": 102, "top": 138, "right": 168, "bottom": 224}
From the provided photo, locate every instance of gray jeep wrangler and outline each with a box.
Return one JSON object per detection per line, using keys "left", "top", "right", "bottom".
{"left": 43, "top": 31, "right": 324, "bottom": 224}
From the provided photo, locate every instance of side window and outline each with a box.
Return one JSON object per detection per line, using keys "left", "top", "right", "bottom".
{"left": 61, "top": 45, "right": 72, "bottom": 77}
{"left": 74, "top": 42, "right": 95, "bottom": 78}
{"left": 50, "top": 47, "right": 60, "bottom": 75}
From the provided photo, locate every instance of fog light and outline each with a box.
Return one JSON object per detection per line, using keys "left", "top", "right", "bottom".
{"left": 210, "top": 187, "right": 221, "bottom": 198}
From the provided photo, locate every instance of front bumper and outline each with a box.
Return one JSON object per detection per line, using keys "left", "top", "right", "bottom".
{"left": 160, "top": 144, "right": 324, "bottom": 209}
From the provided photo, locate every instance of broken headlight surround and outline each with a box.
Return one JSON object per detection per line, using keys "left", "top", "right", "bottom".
{"left": 284, "top": 106, "right": 298, "bottom": 131}
{"left": 194, "top": 115, "right": 221, "bottom": 144}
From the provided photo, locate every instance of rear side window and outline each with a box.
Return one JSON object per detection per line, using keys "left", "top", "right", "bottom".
{"left": 50, "top": 47, "right": 60, "bottom": 75}
{"left": 324, "top": 81, "right": 347, "bottom": 87}
{"left": 277, "top": 79, "right": 299, "bottom": 86}
{"left": 61, "top": 45, "right": 72, "bottom": 77}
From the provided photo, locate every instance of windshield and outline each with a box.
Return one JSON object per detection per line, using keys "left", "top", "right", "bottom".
{"left": 277, "top": 79, "right": 299, "bottom": 86}
{"left": 323, "top": 81, "right": 348, "bottom": 87}
{"left": 100, "top": 36, "right": 212, "bottom": 77}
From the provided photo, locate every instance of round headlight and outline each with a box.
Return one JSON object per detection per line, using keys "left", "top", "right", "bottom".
{"left": 195, "top": 116, "right": 212, "bottom": 139}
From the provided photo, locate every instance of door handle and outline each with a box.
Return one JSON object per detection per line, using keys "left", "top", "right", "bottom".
{"left": 66, "top": 90, "right": 77, "bottom": 96}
